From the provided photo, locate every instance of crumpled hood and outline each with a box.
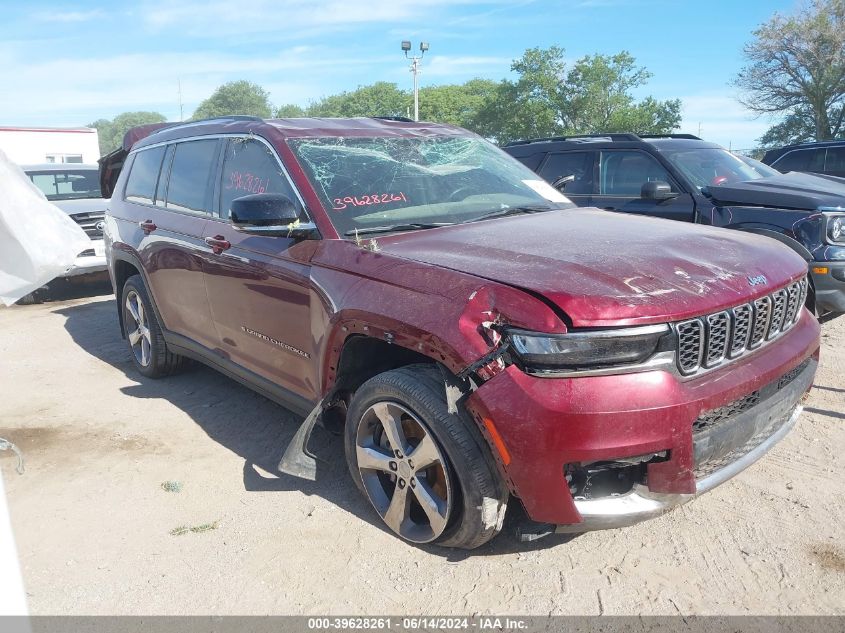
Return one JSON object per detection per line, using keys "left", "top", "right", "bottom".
{"left": 706, "top": 171, "right": 845, "bottom": 210}
{"left": 377, "top": 209, "right": 808, "bottom": 327}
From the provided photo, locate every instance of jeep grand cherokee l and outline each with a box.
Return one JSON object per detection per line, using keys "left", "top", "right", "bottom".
{"left": 103, "top": 117, "right": 820, "bottom": 549}
{"left": 503, "top": 133, "right": 845, "bottom": 322}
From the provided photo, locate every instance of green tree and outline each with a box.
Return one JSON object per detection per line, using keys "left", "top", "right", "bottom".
{"left": 192, "top": 80, "right": 273, "bottom": 120}
{"left": 472, "top": 47, "right": 681, "bottom": 144}
{"left": 88, "top": 111, "right": 167, "bottom": 156}
{"left": 419, "top": 79, "right": 499, "bottom": 128}
{"left": 736, "top": 0, "right": 845, "bottom": 143}
{"left": 306, "top": 82, "right": 410, "bottom": 118}
{"left": 276, "top": 104, "right": 306, "bottom": 118}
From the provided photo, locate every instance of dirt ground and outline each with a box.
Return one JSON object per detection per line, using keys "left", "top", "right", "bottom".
{"left": 0, "top": 284, "right": 843, "bottom": 616}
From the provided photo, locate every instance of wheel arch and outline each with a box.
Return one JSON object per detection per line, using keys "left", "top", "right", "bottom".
{"left": 734, "top": 226, "right": 814, "bottom": 261}
{"left": 111, "top": 249, "right": 152, "bottom": 338}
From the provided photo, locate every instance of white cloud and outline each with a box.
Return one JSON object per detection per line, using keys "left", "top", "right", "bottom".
{"left": 678, "top": 93, "right": 773, "bottom": 150}
{"left": 31, "top": 10, "right": 103, "bottom": 23}
{"left": 138, "top": 0, "right": 515, "bottom": 36}
{"left": 0, "top": 48, "right": 388, "bottom": 124}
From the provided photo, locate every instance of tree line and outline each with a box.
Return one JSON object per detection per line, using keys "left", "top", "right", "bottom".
{"left": 90, "top": 1, "right": 845, "bottom": 157}
{"left": 89, "top": 46, "right": 681, "bottom": 156}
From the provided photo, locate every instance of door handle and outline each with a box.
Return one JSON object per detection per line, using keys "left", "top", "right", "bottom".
{"left": 205, "top": 235, "right": 231, "bottom": 255}
{"left": 602, "top": 207, "right": 617, "bottom": 211}
{"left": 139, "top": 220, "right": 157, "bottom": 233}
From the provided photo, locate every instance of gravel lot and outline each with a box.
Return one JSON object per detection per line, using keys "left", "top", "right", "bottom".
{"left": 0, "top": 286, "right": 843, "bottom": 615}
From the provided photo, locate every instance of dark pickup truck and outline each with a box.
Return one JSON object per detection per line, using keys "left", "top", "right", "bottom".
{"left": 503, "top": 134, "right": 845, "bottom": 321}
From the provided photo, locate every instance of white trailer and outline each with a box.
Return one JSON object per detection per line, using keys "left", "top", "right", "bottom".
{"left": 0, "top": 126, "right": 99, "bottom": 164}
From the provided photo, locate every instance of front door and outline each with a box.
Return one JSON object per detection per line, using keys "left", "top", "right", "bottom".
{"left": 201, "top": 136, "right": 319, "bottom": 402}
{"left": 590, "top": 149, "right": 695, "bottom": 222}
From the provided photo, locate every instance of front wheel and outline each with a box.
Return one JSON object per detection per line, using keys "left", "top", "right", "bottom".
{"left": 344, "top": 364, "right": 508, "bottom": 549}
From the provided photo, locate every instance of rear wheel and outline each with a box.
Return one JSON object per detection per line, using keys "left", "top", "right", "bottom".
{"left": 121, "top": 275, "right": 185, "bottom": 378}
{"left": 345, "top": 364, "right": 508, "bottom": 549}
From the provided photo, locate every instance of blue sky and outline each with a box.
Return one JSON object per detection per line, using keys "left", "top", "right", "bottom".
{"left": 0, "top": 0, "right": 799, "bottom": 149}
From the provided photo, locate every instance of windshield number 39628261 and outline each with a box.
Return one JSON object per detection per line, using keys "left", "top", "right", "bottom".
{"left": 332, "top": 192, "right": 407, "bottom": 211}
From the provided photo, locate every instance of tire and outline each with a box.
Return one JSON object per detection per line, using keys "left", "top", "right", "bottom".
{"left": 120, "top": 274, "right": 185, "bottom": 378}
{"left": 344, "top": 363, "right": 508, "bottom": 549}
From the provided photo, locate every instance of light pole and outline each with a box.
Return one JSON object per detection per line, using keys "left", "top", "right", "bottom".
{"left": 401, "top": 40, "right": 429, "bottom": 121}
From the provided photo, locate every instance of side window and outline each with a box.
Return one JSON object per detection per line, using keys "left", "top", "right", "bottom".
{"left": 164, "top": 139, "right": 218, "bottom": 215}
{"left": 775, "top": 148, "right": 827, "bottom": 173}
{"left": 599, "top": 151, "right": 676, "bottom": 196}
{"left": 219, "top": 138, "right": 297, "bottom": 218}
{"left": 538, "top": 152, "right": 594, "bottom": 194}
{"left": 824, "top": 147, "right": 845, "bottom": 173}
{"left": 125, "top": 146, "right": 166, "bottom": 205}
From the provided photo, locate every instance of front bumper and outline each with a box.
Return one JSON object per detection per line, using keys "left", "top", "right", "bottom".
{"left": 466, "top": 308, "right": 820, "bottom": 529}
{"left": 62, "top": 240, "right": 108, "bottom": 278}
{"left": 811, "top": 261, "right": 845, "bottom": 315}
{"left": 556, "top": 356, "right": 812, "bottom": 532}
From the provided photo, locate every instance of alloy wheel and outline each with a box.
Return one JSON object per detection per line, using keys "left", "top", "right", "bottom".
{"left": 125, "top": 290, "right": 152, "bottom": 367}
{"left": 355, "top": 402, "right": 453, "bottom": 543}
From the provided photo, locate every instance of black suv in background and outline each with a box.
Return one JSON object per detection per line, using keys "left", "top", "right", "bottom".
{"left": 504, "top": 133, "right": 845, "bottom": 321}
{"left": 762, "top": 139, "right": 845, "bottom": 178}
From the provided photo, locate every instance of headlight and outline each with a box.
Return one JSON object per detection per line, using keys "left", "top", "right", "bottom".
{"left": 828, "top": 215, "right": 845, "bottom": 243}
{"left": 507, "top": 324, "right": 673, "bottom": 372}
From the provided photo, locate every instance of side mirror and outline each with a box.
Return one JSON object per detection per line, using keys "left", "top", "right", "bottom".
{"left": 230, "top": 193, "right": 318, "bottom": 239}
{"left": 641, "top": 181, "right": 677, "bottom": 201}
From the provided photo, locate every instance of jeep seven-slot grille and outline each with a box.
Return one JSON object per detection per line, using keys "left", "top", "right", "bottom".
{"left": 675, "top": 277, "right": 807, "bottom": 376}
{"left": 71, "top": 212, "right": 105, "bottom": 239}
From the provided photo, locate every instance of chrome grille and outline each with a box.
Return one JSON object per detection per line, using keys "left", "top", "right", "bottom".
{"left": 767, "top": 289, "right": 787, "bottom": 339}
{"left": 729, "top": 304, "right": 752, "bottom": 358}
{"left": 70, "top": 212, "right": 105, "bottom": 239}
{"left": 704, "top": 312, "right": 729, "bottom": 367}
{"left": 782, "top": 283, "right": 801, "bottom": 330}
{"left": 674, "top": 277, "right": 806, "bottom": 377}
{"left": 750, "top": 296, "right": 771, "bottom": 348}
{"left": 677, "top": 320, "right": 704, "bottom": 374}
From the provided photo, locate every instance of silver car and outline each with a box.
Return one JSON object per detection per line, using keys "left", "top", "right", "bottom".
{"left": 22, "top": 163, "right": 108, "bottom": 278}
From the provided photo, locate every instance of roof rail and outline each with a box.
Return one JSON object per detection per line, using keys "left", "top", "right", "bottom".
{"left": 638, "top": 133, "right": 702, "bottom": 140}
{"left": 503, "top": 133, "right": 642, "bottom": 147}
{"left": 180, "top": 115, "right": 264, "bottom": 124}
{"left": 371, "top": 116, "right": 415, "bottom": 123}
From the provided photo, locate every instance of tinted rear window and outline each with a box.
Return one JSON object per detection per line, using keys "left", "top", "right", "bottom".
{"left": 825, "top": 146, "right": 845, "bottom": 172}
{"left": 774, "top": 148, "right": 825, "bottom": 173}
{"left": 165, "top": 140, "right": 218, "bottom": 214}
{"left": 125, "top": 146, "right": 166, "bottom": 204}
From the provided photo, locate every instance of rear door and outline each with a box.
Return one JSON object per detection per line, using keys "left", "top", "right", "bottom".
{"left": 126, "top": 140, "right": 220, "bottom": 349}
{"left": 590, "top": 149, "right": 695, "bottom": 221}
{"left": 200, "top": 136, "right": 318, "bottom": 402}
{"left": 536, "top": 151, "right": 595, "bottom": 207}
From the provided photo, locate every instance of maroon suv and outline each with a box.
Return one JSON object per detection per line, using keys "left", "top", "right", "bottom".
{"left": 104, "top": 116, "right": 820, "bottom": 549}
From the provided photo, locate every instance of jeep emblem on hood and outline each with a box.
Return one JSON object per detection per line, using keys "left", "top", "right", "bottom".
{"left": 747, "top": 274, "right": 768, "bottom": 287}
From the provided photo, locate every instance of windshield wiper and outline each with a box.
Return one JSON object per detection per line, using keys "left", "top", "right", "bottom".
{"left": 344, "top": 222, "right": 454, "bottom": 236}
{"left": 462, "top": 205, "right": 555, "bottom": 224}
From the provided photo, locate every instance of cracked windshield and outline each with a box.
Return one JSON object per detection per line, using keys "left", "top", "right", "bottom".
{"left": 289, "top": 135, "right": 574, "bottom": 235}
